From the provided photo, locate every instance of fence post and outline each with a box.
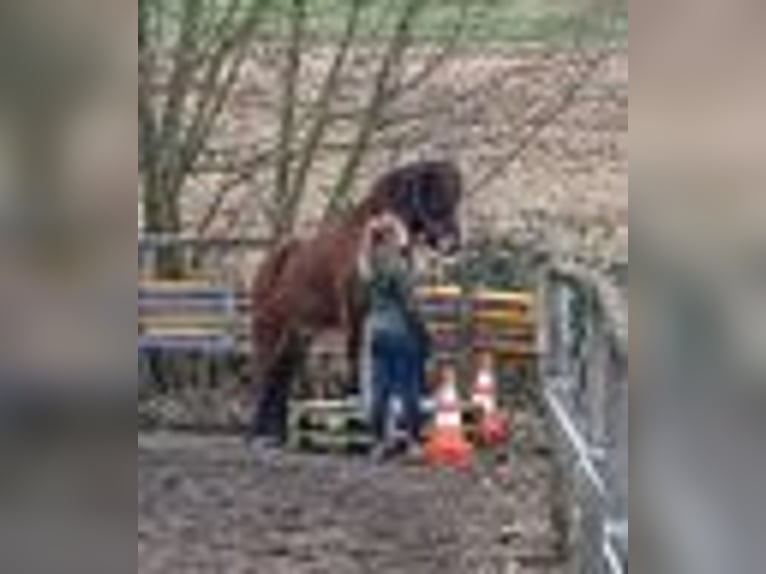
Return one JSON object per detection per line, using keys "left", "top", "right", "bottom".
{"left": 587, "top": 318, "right": 609, "bottom": 458}
{"left": 606, "top": 344, "right": 629, "bottom": 538}
{"left": 539, "top": 270, "right": 561, "bottom": 381}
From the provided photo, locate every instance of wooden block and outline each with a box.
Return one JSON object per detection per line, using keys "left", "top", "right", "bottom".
{"left": 472, "top": 289, "right": 535, "bottom": 306}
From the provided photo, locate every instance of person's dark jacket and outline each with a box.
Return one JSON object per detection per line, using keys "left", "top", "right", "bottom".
{"left": 361, "top": 243, "right": 430, "bottom": 356}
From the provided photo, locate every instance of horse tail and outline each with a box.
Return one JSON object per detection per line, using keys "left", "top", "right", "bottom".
{"left": 252, "top": 238, "right": 298, "bottom": 305}
{"left": 250, "top": 239, "right": 299, "bottom": 389}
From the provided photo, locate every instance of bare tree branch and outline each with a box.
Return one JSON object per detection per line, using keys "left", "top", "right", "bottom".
{"left": 194, "top": 146, "right": 282, "bottom": 235}
{"left": 468, "top": 50, "right": 610, "bottom": 197}
{"left": 324, "top": 0, "right": 428, "bottom": 218}
{"left": 272, "top": 0, "right": 307, "bottom": 237}
{"left": 140, "top": 0, "right": 623, "bottom": 270}
{"left": 175, "top": 0, "right": 273, "bottom": 192}
{"left": 280, "top": 0, "right": 368, "bottom": 233}
{"left": 138, "top": 0, "right": 158, "bottom": 180}
{"left": 156, "top": 0, "right": 204, "bottom": 200}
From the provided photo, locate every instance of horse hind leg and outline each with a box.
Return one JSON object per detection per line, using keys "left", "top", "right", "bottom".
{"left": 346, "top": 321, "right": 362, "bottom": 396}
{"left": 248, "top": 327, "right": 288, "bottom": 445}
{"left": 248, "top": 330, "right": 305, "bottom": 445}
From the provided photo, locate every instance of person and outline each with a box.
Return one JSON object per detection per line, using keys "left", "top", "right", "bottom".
{"left": 358, "top": 212, "right": 428, "bottom": 460}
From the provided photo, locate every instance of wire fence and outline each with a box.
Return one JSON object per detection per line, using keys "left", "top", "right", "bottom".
{"left": 538, "top": 259, "right": 628, "bottom": 574}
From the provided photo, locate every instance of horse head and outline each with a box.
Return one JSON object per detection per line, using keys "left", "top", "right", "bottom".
{"left": 375, "top": 160, "right": 463, "bottom": 256}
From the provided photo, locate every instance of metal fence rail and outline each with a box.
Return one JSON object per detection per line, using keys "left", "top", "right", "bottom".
{"left": 138, "top": 233, "right": 272, "bottom": 283}
{"left": 138, "top": 233, "right": 272, "bottom": 250}
{"left": 538, "top": 260, "right": 628, "bottom": 574}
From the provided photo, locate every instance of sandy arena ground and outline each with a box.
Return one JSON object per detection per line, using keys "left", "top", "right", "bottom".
{"left": 138, "top": 407, "right": 566, "bottom": 574}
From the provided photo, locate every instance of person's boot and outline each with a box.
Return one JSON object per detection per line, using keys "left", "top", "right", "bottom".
{"left": 369, "top": 440, "right": 397, "bottom": 463}
{"left": 401, "top": 438, "right": 424, "bottom": 464}
{"left": 245, "top": 406, "right": 286, "bottom": 456}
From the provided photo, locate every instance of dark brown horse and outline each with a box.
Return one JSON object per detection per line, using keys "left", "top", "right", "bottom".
{"left": 248, "top": 160, "right": 462, "bottom": 444}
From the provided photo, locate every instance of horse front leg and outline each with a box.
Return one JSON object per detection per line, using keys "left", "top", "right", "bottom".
{"left": 340, "top": 277, "right": 367, "bottom": 397}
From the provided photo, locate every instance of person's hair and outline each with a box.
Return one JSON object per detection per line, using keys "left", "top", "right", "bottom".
{"left": 368, "top": 212, "right": 408, "bottom": 247}
{"left": 358, "top": 212, "right": 409, "bottom": 278}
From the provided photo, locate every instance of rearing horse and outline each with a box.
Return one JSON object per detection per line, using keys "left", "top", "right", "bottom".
{"left": 249, "top": 160, "right": 462, "bottom": 444}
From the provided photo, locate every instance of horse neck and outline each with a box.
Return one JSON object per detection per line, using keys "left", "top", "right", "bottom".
{"left": 339, "top": 196, "right": 384, "bottom": 240}
{"left": 319, "top": 197, "right": 388, "bottom": 276}
{"left": 349, "top": 195, "right": 382, "bottom": 222}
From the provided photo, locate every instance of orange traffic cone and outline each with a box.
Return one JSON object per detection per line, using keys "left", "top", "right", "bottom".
{"left": 424, "top": 365, "right": 474, "bottom": 468}
{"left": 471, "top": 353, "right": 510, "bottom": 446}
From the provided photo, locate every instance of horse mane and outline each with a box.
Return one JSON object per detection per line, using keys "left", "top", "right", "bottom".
{"left": 253, "top": 159, "right": 460, "bottom": 305}
{"left": 365, "top": 160, "right": 462, "bottom": 220}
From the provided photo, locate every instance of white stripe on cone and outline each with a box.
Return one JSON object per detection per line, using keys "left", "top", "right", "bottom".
{"left": 435, "top": 372, "right": 463, "bottom": 429}
{"left": 472, "top": 370, "right": 497, "bottom": 414}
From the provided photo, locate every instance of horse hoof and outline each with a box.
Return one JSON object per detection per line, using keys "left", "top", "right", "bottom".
{"left": 246, "top": 435, "right": 284, "bottom": 456}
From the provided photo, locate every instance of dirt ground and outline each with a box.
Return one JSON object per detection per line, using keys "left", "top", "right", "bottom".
{"left": 138, "top": 407, "right": 566, "bottom": 574}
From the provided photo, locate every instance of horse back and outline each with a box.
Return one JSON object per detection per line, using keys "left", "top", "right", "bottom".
{"left": 252, "top": 226, "right": 362, "bottom": 332}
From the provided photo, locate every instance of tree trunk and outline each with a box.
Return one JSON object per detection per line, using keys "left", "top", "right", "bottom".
{"left": 143, "top": 176, "right": 185, "bottom": 279}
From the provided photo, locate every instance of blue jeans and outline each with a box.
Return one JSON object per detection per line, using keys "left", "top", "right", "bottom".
{"left": 370, "top": 328, "right": 423, "bottom": 442}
